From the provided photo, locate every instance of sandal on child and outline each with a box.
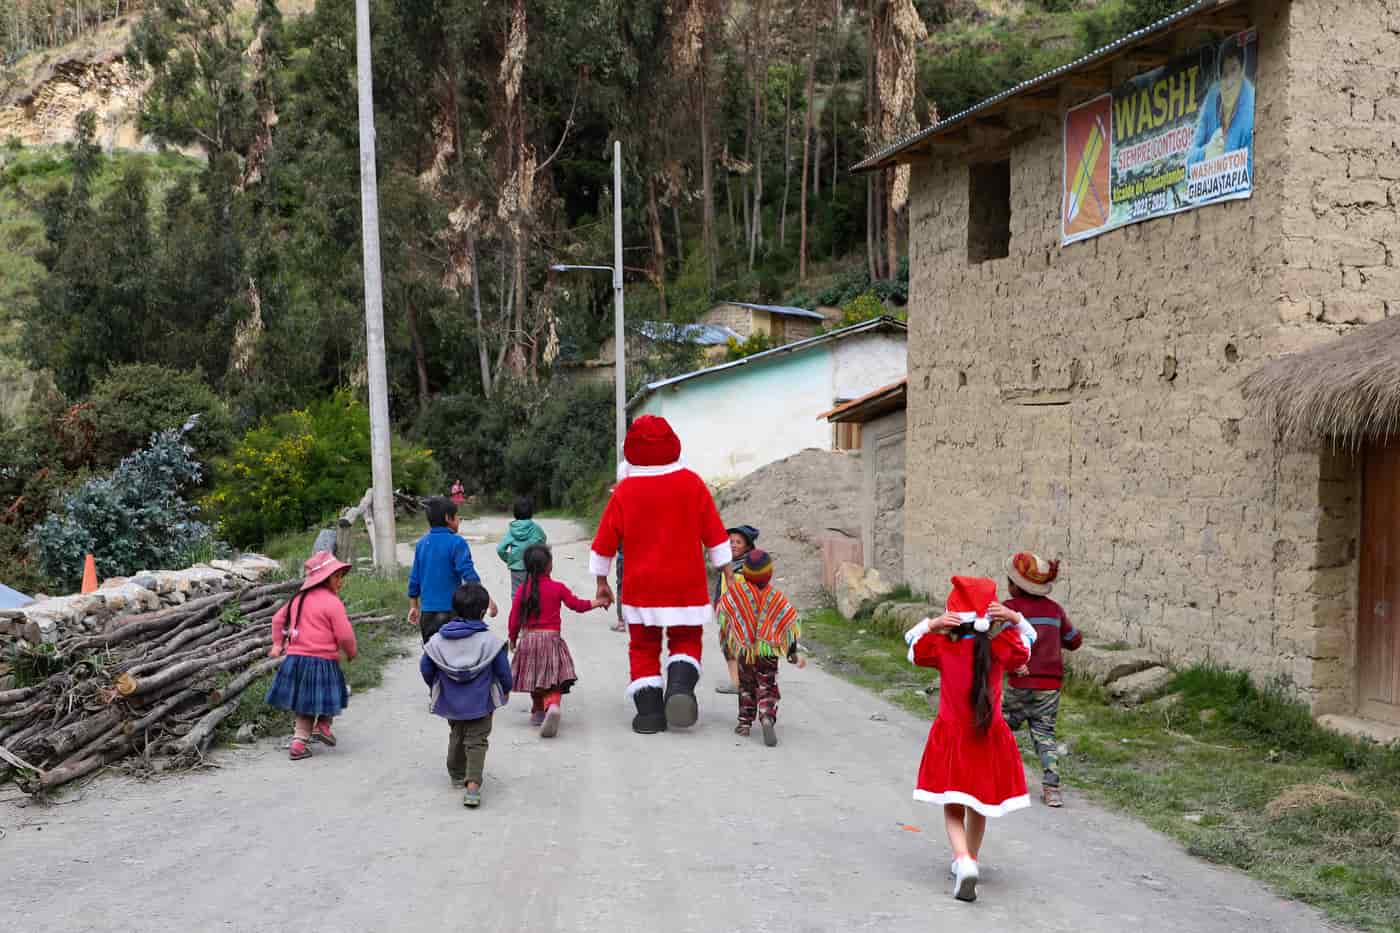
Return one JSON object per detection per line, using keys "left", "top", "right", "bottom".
{"left": 288, "top": 738, "right": 312, "bottom": 761}
{"left": 1042, "top": 785, "right": 1064, "bottom": 808}
{"left": 311, "top": 723, "right": 337, "bottom": 746}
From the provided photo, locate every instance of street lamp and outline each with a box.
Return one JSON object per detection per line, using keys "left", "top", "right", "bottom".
{"left": 552, "top": 140, "right": 627, "bottom": 467}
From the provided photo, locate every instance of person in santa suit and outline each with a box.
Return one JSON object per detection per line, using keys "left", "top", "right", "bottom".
{"left": 590, "top": 415, "right": 733, "bottom": 734}
{"left": 904, "top": 575, "right": 1037, "bottom": 904}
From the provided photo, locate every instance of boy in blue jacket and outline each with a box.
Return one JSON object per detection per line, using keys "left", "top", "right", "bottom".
{"left": 409, "top": 497, "right": 495, "bottom": 643}
{"left": 420, "top": 583, "right": 512, "bottom": 808}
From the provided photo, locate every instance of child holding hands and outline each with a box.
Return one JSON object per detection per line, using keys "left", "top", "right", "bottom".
{"left": 509, "top": 544, "right": 609, "bottom": 737}
{"left": 905, "top": 575, "right": 1037, "bottom": 903}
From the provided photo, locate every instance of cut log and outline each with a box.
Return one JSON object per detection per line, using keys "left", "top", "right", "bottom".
{"left": 42, "top": 707, "right": 123, "bottom": 760}
{"left": 167, "top": 656, "right": 282, "bottom": 760}
{"left": 119, "top": 643, "right": 267, "bottom": 698}
{"left": 0, "top": 685, "right": 41, "bottom": 706}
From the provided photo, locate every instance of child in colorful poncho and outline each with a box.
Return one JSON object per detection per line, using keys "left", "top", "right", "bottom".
{"left": 716, "top": 549, "right": 805, "bottom": 747}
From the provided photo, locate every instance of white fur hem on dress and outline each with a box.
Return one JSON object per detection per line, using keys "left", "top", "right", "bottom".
{"left": 621, "top": 604, "right": 714, "bottom": 628}
{"left": 626, "top": 675, "right": 664, "bottom": 698}
{"left": 667, "top": 654, "right": 701, "bottom": 674}
{"left": 911, "top": 789, "right": 1031, "bottom": 818}
{"left": 589, "top": 550, "right": 615, "bottom": 577}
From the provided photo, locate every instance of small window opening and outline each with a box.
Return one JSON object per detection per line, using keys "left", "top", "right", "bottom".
{"left": 968, "top": 159, "right": 1011, "bottom": 264}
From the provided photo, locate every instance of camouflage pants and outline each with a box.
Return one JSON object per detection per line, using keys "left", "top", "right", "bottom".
{"left": 737, "top": 657, "right": 780, "bottom": 726}
{"left": 1003, "top": 687, "right": 1062, "bottom": 787}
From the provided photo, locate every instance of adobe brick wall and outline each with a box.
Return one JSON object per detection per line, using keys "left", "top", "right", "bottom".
{"left": 902, "top": 0, "right": 1395, "bottom": 711}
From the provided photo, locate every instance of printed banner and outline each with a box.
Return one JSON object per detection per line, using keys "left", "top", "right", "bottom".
{"left": 1062, "top": 30, "right": 1257, "bottom": 245}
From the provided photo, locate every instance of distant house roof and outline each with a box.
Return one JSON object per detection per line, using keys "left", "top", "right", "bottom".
{"left": 0, "top": 582, "right": 34, "bottom": 610}
{"left": 628, "top": 316, "right": 907, "bottom": 412}
{"left": 718, "top": 301, "right": 828, "bottom": 322}
{"left": 852, "top": 0, "right": 1248, "bottom": 172}
{"left": 820, "top": 378, "right": 908, "bottom": 423}
{"left": 637, "top": 321, "right": 742, "bottom": 346}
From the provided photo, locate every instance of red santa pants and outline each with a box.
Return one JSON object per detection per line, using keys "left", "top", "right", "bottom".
{"left": 627, "top": 624, "right": 702, "bottom": 694}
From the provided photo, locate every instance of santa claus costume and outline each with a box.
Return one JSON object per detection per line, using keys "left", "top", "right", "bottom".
{"left": 590, "top": 416, "right": 732, "bottom": 734}
{"left": 905, "top": 576, "right": 1037, "bottom": 900}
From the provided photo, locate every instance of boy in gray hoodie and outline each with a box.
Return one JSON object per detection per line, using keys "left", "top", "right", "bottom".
{"left": 497, "top": 497, "right": 548, "bottom": 597}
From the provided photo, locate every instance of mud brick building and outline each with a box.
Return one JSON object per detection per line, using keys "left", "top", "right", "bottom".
{"left": 857, "top": 0, "right": 1400, "bottom": 725}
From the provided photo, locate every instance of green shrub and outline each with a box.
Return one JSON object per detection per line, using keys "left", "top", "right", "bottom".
{"left": 838, "top": 291, "right": 889, "bottom": 327}
{"left": 29, "top": 427, "right": 218, "bottom": 587}
{"left": 726, "top": 331, "right": 776, "bottom": 360}
{"left": 80, "top": 363, "right": 236, "bottom": 465}
{"left": 207, "top": 392, "right": 441, "bottom": 548}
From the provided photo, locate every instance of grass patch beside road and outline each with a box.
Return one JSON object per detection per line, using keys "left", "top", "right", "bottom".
{"left": 801, "top": 609, "right": 1400, "bottom": 932}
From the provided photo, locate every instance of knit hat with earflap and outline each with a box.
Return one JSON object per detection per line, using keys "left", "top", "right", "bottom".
{"left": 946, "top": 575, "right": 998, "bottom": 634}
{"left": 622, "top": 415, "right": 682, "bottom": 469}
{"left": 1006, "top": 552, "right": 1060, "bottom": 596}
{"left": 740, "top": 549, "right": 774, "bottom": 588}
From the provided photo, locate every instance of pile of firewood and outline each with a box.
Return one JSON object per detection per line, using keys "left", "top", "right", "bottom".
{"left": 0, "top": 579, "right": 394, "bottom": 794}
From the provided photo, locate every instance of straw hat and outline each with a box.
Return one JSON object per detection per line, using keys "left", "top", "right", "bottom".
{"left": 1006, "top": 552, "right": 1060, "bottom": 596}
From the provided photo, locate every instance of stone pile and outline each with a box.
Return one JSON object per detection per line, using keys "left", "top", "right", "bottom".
{"left": 0, "top": 555, "right": 282, "bottom": 648}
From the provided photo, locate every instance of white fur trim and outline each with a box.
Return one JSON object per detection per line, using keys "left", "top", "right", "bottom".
{"left": 904, "top": 620, "right": 932, "bottom": 664}
{"left": 912, "top": 789, "right": 1031, "bottom": 818}
{"left": 626, "top": 675, "right": 664, "bottom": 698}
{"left": 1014, "top": 615, "right": 1037, "bottom": 652}
{"left": 621, "top": 459, "right": 686, "bottom": 478}
{"left": 621, "top": 604, "right": 714, "bottom": 628}
{"left": 707, "top": 541, "right": 734, "bottom": 568}
{"left": 589, "top": 550, "right": 615, "bottom": 577}
{"left": 667, "top": 654, "right": 702, "bottom": 674}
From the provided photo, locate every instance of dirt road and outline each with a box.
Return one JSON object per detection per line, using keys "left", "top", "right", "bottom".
{"left": 5, "top": 517, "right": 1333, "bottom": 932}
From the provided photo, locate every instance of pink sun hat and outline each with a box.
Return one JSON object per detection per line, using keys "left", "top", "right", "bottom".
{"left": 300, "top": 551, "right": 352, "bottom": 592}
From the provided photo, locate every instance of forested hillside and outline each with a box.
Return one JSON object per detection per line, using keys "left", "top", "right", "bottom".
{"left": 0, "top": 0, "right": 1187, "bottom": 591}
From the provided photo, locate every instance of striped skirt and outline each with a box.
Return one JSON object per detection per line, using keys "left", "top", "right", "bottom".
{"left": 264, "top": 655, "right": 350, "bottom": 717}
{"left": 511, "top": 630, "right": 578, "bottom": 694}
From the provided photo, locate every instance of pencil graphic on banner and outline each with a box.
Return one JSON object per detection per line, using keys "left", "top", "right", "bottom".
{"left": 1067, "top": 114, "right": 1106, "bottom": 225}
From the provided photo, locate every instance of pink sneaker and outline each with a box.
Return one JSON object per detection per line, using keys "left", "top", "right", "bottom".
{"left": 311, "top": 722, "right": 337, "bottom": 746}
{"left": 289, "top": 737, "right": 312, "bottom": 761}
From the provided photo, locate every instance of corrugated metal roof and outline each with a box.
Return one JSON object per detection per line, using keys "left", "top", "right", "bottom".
{"left": 852, "top": 0, "right": 1247, "bottom": 172}
{"left": 637, "top": 321, "right": 742, "bottom": 346}
{"left": 628, "top": 317, "right": 908, "bottom": 411}
{"left": 721, "top": 301, "right": 828, "bottom": 321}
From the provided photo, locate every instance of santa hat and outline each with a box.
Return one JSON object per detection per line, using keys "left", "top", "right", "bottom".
{"left": 946, "top": 575, "right": 998, "bottom": 634}
{"left": 1006, "top": 552, "right": 1060, "bottom": 596}
{"left": 622, "top": 415, "right": 682, "bottom": 470}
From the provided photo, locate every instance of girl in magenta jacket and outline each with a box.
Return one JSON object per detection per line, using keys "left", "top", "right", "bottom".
{"left": 508, "top": 544, "right": 606, "bottom": 738}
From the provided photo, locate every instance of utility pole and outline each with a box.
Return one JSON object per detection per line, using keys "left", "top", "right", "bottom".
{"left": 355, "top": 0, "right": 397, "bottom": 571}
{"left": 612, "top": 140, "right": 626, "bottom": 464}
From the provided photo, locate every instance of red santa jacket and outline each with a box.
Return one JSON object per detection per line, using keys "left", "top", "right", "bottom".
{"left": 589, "top": 464, "right": 731, "bottom": 627}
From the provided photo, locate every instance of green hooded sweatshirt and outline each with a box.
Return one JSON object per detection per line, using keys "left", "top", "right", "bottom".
{"left": 496, "top": 519, "right": 547, "bottom": 571}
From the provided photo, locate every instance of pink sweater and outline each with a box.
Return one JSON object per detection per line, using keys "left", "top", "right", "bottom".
{"left": 509, "top": 575, "right": 594, "bottom": 642}
{"left": 271, "top": 588, "right": 358, "bottom": 660}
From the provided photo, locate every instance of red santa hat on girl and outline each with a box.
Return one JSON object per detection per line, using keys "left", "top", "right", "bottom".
{"left": 618, "top": 415, "right": 683, "bottom": 478}
{"left": 946, "top": 575, "right": 997, "bottom": 634}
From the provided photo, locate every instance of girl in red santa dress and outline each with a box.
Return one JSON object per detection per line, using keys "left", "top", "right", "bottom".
{"left": 590, "top": 415, "right": 732, "bottom": 734}
{"left": 904, "top": 575, "right": 1038, "bottom": 903}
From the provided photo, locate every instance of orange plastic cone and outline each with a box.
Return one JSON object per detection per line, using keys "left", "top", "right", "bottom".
{"left": 81, "top": 554, "right": 98, "bottom": 594}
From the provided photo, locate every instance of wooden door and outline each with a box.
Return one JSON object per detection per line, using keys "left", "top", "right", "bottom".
{"left": 1359, "top": 444, "right": 1400, "bottom": 722}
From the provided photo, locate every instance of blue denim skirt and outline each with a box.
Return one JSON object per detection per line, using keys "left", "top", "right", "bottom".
{"left": 264, "top": 655, "right": 349, "bottom": 718}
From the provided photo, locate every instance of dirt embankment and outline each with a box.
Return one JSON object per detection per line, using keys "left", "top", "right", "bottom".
{"left": 713, "top": 448, "right": 862, "bottom": 609}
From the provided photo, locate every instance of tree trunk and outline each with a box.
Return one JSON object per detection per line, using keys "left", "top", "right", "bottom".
{"left": 747, "top": 9, "right": 766, "bottom": 270}
{"left": 885, "top": 169, "right": 899, "bottom": 280}
{"left": 865, "top": 0, "right": 878, "bottom": 281}
{"left": 646, "top": 172, "right": 669, "bottom": 317}
{"left": 698, "top": 38, "right": 717, "bottom": 290}
{"left": 404, "top": 294, "right": 430, "bottom": 410}
{"left": 779, "top": 65, "right": 792, "bottom": 248}
{"left": 799, "top": 47, "right": 816, "bottom": 282}
{"left": 469, "top": 230, "right": 492, "bottom": 399}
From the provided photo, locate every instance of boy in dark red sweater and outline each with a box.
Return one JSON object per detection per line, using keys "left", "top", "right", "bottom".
{"left": 1002, "top": 552, "right": 1081, "bottom": 808}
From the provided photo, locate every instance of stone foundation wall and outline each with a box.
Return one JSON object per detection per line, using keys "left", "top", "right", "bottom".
{"left": 0, "top": 555, "right": 281, "bottom": 646}
{"left": 902, "top": 0, "right": 1391, "bottom": 711}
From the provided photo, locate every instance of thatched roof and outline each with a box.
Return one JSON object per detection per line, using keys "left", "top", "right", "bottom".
{"left": 1242, "top": 317, "right": 1400, "bottom": 449}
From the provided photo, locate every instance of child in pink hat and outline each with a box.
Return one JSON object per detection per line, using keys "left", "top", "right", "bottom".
{"left": 265, "top": 551, "right": 358, "bottom": 761}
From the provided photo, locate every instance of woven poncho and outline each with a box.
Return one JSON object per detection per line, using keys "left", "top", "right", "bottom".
{"left": 717, "top": 576, "right": 800, "bottom": 662}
